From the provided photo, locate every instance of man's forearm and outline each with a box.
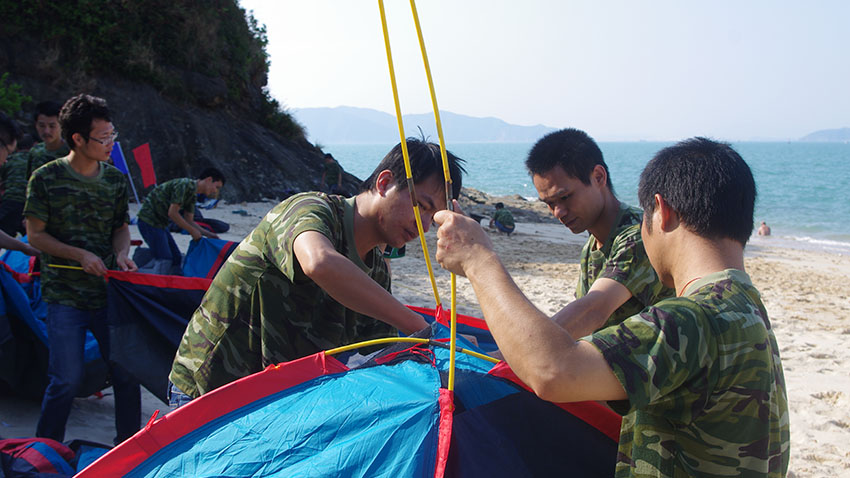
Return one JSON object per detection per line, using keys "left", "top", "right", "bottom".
{"left": 307, "top": 253, "right": 428, "bottom": 335}
{"left": 112, "top": 224, "right": 131, "bottom": 258}
{"left": 28, "top": 229, "right": 87, "bottom": 263}
{"left": 0, "top": 230, "right": 28, "bottom": 252}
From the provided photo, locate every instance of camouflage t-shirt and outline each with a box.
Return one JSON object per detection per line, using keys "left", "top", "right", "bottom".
{"left": 26, "top": 142, "right": 71, "bottom": 180}
{"left": 137, "top": 178, "right": 197, "bottom": 229}
{"left": 576, "top": 203, "right": 673, "bottom": 330}
{"left": 24, "top": 157, "right": 130, "bottom": 310}
{"left": 493, "top": 208, "right": 515, "bottom": 228}
{"left": 170, "top": 192, "right": 394, "bottom": 397}
{"left": 0, "top": 151, "right": 29, "bottom": 203}
{"left": 585, "top": 269, "right": 789, "bottom": 478}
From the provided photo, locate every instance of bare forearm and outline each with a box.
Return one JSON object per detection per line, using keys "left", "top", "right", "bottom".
{"left": 552, "top": 300, "right": 607, "bottom": 339}
{"left": 0, "top": 230, "right": 27, "bottom": 252}
{"left": 112, "top": 224, "right": 131, "bottom": 258}
{"left": 465, "top": 254, "right": 578, "bottom": 382}
{"left": 28, "top": 229, "right": 88, "bottom": 263}
{"left": 169, "top": 210, "right": 198, "bottom": 234}
{"left": 309, "top": 255, "right": 428, "bottom": 335}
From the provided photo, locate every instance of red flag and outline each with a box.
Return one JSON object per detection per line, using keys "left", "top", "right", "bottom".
{"left": 132, "top": 143, "right": 157, "bottom": 187}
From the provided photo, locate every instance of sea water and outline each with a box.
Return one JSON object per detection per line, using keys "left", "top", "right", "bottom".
{"left": 324, "top": 142, "right": 850, "bottom": 251}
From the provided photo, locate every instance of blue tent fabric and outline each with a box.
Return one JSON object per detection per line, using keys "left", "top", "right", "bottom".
{"left": 181, "top": 238, "right": 237, "bottom": 279}
{"left": 79, "top": 322, "right": 619, "bottom": 477}
{"left": 106, "top": 272, "right": 209, "bottom": 403}
{"left": 128, "top": 361, "right": 442, "bottom": 478}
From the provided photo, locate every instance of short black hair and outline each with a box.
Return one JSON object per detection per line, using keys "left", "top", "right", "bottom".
{"left": 59, "top": 94, "right": 112, "bottom": 148}
{"left": 495, "top": 202, "right": 504, "bottom": 209}
{"left": 360, "top": 137, "right": 466, "bottom": 200}
{"left": 0, "top": 112, "right": 22, "bottom": 147}
{"left": 638, "top": 137, "right": 756, "bottom": 246}
{"left": 526, "top": 128, "right": 612, "bottom": 191}
{"left": 35, "top": 101, "right": 63, "bottom": 120}
{"left": 198, "top": 167, "right": 226, "bottom": 185}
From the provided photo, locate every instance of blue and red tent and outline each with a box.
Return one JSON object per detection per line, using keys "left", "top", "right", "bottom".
{"left": 78, "top": 303, "right": 621, "bottom": 477}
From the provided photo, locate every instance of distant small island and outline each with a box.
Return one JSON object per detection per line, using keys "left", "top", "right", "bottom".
{"left": 293, "top": 106, "right": 557, "bottom": 144}
{"left": 799, "top": 128, "right": 850, "bottom": 142}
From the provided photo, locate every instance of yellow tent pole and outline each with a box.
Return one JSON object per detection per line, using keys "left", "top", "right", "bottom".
{"left": 377, "top": 0, "right": 442, "bottom": 309}
{"left": 408, "top": 0, "right": 460, "bottom": 392}
{"left": 325, "top": 336, "right": 499, "bottom": 365}
{"left": 47, "top": 264, "right": 84, "bottom": 271}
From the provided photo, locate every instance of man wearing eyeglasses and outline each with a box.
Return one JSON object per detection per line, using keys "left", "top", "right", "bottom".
{"left": 24, "top": 94, "right": 141, "bottom": 445}
{"left": 0, "top": 111, "right": 38, "bottom": 255}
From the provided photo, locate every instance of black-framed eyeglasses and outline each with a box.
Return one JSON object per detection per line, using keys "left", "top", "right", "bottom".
{"left": 89, "top": 131, "right": 119, "bottom": 145}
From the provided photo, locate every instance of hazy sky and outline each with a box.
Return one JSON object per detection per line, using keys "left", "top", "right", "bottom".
{"left": 238, "top": 1, "right": 849, "bottom": 141}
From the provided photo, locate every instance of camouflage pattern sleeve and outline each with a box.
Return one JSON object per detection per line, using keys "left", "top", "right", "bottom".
{"left": 23, "top": 165, "right": 50, "bottom": 223}
{"left": 589, "top": 300, "right": 712, "bottom": 415}
{"left": 584, "top": 271, "right": 789, "bottom": 477}
{"left": 176, "top": 178, "right": 196, "bottom": 217}
{"left": 0, "top": 152, "right": 29, "bottom": 203}
{"left": 264, "top": 194, "right": 338, "bottom": 282}
{"left": 112, "top": 170, "right": 131, "bottom": 229}
{"left": 600, "top": 223, "right": 670, "bottom": 308}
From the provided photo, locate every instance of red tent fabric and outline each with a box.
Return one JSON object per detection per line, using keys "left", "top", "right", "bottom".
{"left": 132, "top": 143, "right": 156, "bottom": 187}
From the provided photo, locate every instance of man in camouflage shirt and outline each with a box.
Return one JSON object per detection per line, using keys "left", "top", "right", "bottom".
{"left": 25, "top": 94, "right": 141, "bottom": 444}
{"left": 0, "top": 112, "right": 37, "bottom": 255}
{"left": 489, "top": 202, "right": 515, "bottom": 234}
{"left": 26, "top": 101, "right": 71, "bottom": 180}
{"left": 170, "top": 138, "right": 466, "bottom": 400}
{"left": 434, "top": 137, "right": 789, "bottom": 477}
{"left": 136, "top": 169, "right": 224, "bottom": 274}
{"left": 0, "top": 102, "right": 69, "bottom": 238}
{"left": 526, "top": 128, "right": 672, "bottom": 337}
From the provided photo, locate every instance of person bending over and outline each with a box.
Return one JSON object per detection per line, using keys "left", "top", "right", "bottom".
{"left": 488, "top": 202, "right": 515, "bottom": 234}
{"left": 527, "top": 128, "right": 673, "bottom": 337}
{"left": 169, "top": 138, "right": 466, "bottom": 402}
{"left": 434, "top": 138, "right": 788, "bottom": 477}
{"left": 136, "top": 169, "right": 224, "bottom": 274}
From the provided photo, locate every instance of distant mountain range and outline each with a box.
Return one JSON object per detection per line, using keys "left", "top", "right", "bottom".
{"left": 799, "top": 127, "right": 850, "bottom": 142}
{"left": 292, "top": 106, "right": 557, "bottom": 144}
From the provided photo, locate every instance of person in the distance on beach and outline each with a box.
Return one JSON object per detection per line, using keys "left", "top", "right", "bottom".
{"left": 489, "top": 202, "right": 515, "bottom": 234}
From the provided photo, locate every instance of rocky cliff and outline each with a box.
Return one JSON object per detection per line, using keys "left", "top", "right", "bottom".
{"left": 0, "top": 1, "right": 362, "bottom": 202}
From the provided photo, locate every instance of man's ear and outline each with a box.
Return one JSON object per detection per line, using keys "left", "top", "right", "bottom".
{"left": 71, "top": 132, "right": 86, "bottom": 149}
{"left": 655, "top": 194, "right": 679, "bottom": 232}
{"left": 375, "top": 169, "right": 394, "bottom": 196}
{"left": 591, "top": 164, "right": 608, "bottom": 188}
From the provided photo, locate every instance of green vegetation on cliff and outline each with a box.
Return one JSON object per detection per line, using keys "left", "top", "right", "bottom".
{"left": 1, "top": 0, "right": 302, "bottom": 140}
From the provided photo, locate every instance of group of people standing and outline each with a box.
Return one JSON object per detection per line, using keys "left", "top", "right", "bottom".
{"left": 2, "top": 92, "right": 788, "bottom": 476}
{"left": 0, "top": 94, "right": 227, "bottom": 445}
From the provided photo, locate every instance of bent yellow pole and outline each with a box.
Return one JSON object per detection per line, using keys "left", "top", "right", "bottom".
{"left": 408, "top": 0, "right": 460, "bottom": 392}
{"left": 377, "top": 0, "right": 442, "bottom": 309}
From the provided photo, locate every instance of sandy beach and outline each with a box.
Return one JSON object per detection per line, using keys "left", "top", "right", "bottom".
{"left": 2, "top": 196, "right": 848, "bottom": 477}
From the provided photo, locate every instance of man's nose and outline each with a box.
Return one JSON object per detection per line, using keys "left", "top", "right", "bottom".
{"left": 553, "top": 204, "right": 568, "bottom": 220}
